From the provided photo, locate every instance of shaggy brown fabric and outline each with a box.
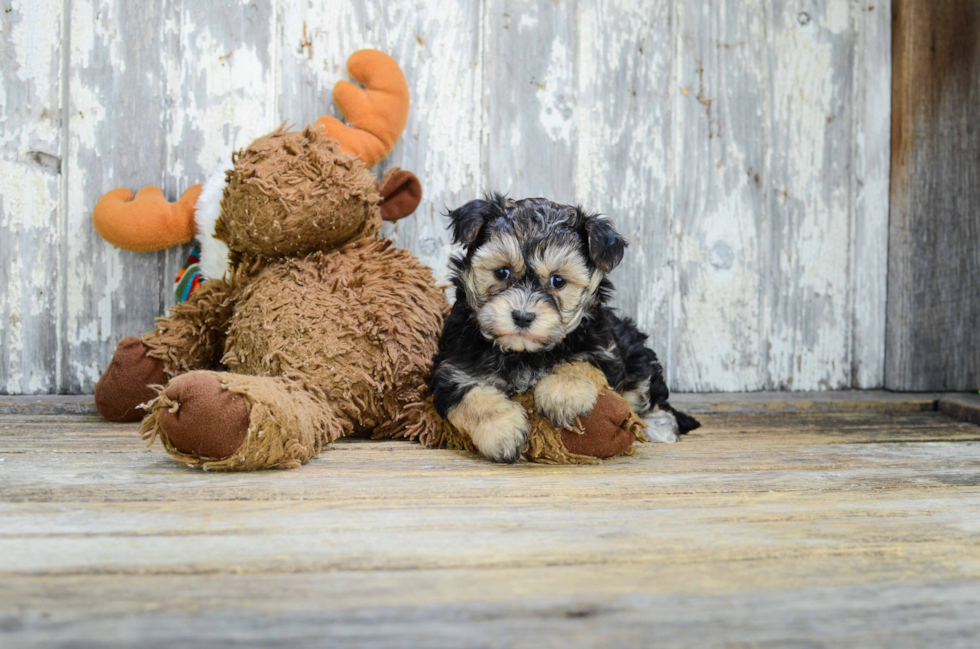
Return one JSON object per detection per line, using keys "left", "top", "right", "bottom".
{"left": 142, "top": 371, "right": 347, "bottom": 470}
{"left": 142, "top": 276, "right": 240, "bottom": 378}
{"left": 416, "top": 371, "right": 647, "bottom": 465}
{"left": 94, "top": 336, "right": 168, "bottom": 422}
{"left": 222, "top": 237, "right": 446, "bottom": 434}
{"left": 158, "top": 372, "right": 249, "bottom": 459}
{"left": 379, "top": 168, "right": 423, "bottom": 222}
{"left": 216, "top": 125, "right": 382, "bottom": 258}
{"left": 127, "top": 124, "right": 447, "bottom": 471}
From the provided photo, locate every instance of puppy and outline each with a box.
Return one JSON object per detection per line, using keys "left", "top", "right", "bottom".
{"left": 430, "top": 195, "right": 700, "bottom": 463}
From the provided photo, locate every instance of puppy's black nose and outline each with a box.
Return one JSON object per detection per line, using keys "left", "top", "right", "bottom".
{"left": 512, "top": 310, "right": 536, "bottom": 329}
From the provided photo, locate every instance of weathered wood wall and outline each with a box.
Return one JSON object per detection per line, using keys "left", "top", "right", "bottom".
{"left": 887, "top": 0, "right": 980, "bottom": 392}
{"left": 0, "top": 0, "right": 892, "bottom": 394}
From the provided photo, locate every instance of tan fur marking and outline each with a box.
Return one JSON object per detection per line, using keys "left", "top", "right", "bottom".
{"left": 534, "top": 362, "right": 602, "bottom": 430}
{"left": 464, "top": 233, "right": 527, "bottom": 310}
{"left": 448, "top": 385, "right": 529, "bottom": 462}
{"left": 471, "top": 233, "right": 525, "bottom": 275}
{"left": 532, "top": 243, "right": 592, "bottom": 289}
{"left": 527, "top": 244, "right": 598, "bottom": 324}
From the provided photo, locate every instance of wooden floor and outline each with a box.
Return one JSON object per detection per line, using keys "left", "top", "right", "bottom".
{"left": 2, "top": 393, "right": 980, "bottom": 648}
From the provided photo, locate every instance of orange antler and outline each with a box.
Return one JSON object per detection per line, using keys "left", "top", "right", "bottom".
{"left": 92, "top": 185, "right": 202, "bottom": 252}
{"left": 315, "top": 50, "right": 410, "bottom": 168}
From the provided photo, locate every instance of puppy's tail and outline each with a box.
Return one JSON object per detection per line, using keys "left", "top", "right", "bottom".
{"left": 672, "top": 407, "right": 701, "bottom": 434}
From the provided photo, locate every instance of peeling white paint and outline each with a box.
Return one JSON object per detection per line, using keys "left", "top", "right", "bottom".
{"left": 0, "top": 0, "right": 892, "bottom": 394}
{"left": 0, "top": 159, "right": 56, "bottom": 232}
{"left": 9, "top": 0, "right": 62, "bottom": 92}
{"left": 518, "top": 13, "right": 539, "bottom": 31}
{"left": 766, "top": 0, "right": 852, "bottom": 390}
{"left": 0, "top": 0, "right": 62, "bottom": 394}
{"left": 4, "top": 256, "right": 25, "bottom": 393}
{"left": 536, "top": 39, "right": 575, "bottom": 144}
{"left": 173, "top": 19, "right": 276, "bottom": 174}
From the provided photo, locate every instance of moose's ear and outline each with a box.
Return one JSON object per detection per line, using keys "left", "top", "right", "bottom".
{"left": 583, "top": 214, "right": 627, "bottom": 272}
{"left": 379, "top": 168, "right": 422, "bottom": 221}
{"left": 446, "top": 195, "right": 504, "bottom": 247}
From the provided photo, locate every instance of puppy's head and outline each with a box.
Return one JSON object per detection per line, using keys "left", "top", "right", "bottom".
{"left": 447, "top": 194, "right": 627, "bottom": 353}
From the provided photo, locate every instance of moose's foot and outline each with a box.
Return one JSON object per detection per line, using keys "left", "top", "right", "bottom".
{"left": 158, "top": 372, "right": 250, "bottom": 460}
{"left": 145, "top": 371, "right": 349, "bottom": 471}
{"left": 95, "top": 336, "right": 168, "bottom": 422}
{"left": 560, "top": 390, "right": 640, "bottom": 459}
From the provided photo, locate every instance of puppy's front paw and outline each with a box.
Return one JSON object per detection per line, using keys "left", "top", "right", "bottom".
{"left": 449, "top": 386, "right": 530, "bottom": 463}
{"left": 534, "top": 370, "right": 599, "bottom": 431}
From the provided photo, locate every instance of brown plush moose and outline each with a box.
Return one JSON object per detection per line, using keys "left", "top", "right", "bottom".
{"left": 92, "top": 51, "right": 647, "bottom": 470}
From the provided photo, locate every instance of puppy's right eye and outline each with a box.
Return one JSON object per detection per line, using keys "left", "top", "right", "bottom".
{"left": 493, "top": 267, "right": 511, "bottom": 281}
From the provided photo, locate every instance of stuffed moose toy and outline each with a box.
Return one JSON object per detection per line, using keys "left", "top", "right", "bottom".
{"left": 92, "top": 50, "right": 648, "bottom": 469}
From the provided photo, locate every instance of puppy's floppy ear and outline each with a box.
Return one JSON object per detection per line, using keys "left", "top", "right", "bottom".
{"left": 446, "top": 194, "right": 504, "bottom": 247}
{"left": 583, "top": 214, "right": 627, "bottom": 272}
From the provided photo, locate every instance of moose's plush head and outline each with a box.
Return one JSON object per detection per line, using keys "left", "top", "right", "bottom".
{"left": 92, "top": 50, "right": 421, "bottom": 280}
{"left": 192, "top": 125, "right": 421, "bottom": 276}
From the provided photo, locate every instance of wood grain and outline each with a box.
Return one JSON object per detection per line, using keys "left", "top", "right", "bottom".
{"left": 61, "top": 0, "right": 178, "bottom": 394}
{"left": 0, "top": 1, "right": 897, "bottom": 394}
{"left": 483, "top": 0, "right": 578, "bottom": 202}
{"left": 766, "top": 0, "right": 854, "bottom": 390}
{"left": 1, "top": 402, "right": 979, "bottom": 646}
{"left": 672, "top": 0, "right": 769, "bottom": 391}
{"left": 576, "top": 0, "right": 674, "bottom": 358}
{"left": 0, "top": 0, "right": 64, "bottom": 394}
{"left": 887, "top": 0, "right": 980, "bottom": 391}
{"left": 3, "top": 573, "right": 980, "bottom": 648}
{"left": 380, "top": 0, "right": 486, "bottom": 285}
{"left": 850, "top": 1, "right": 891, "bottom": 389}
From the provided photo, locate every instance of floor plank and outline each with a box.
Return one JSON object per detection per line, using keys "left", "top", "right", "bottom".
{"left": 1, "top": 398, "right": 979, "bottom": 647}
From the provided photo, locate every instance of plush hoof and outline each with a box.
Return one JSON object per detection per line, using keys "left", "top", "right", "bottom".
{"left": 158, "top": 373, "right": 250, "bottom": 460}
{"left": 560, "top": 390, "right": 637, "bottom": 459}
{"left": 95, "top": 336, "right": 168, "bottom": 422}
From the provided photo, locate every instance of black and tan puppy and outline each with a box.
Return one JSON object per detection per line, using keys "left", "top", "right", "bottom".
{"left": 430, "top": 195, "right": 700, "bottom": 463}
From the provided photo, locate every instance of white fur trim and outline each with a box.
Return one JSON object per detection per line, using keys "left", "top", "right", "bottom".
{"left": 194, "top": 170, "right": 231, "bottom": 281}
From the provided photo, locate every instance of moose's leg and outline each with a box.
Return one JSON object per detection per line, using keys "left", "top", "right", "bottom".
{"left": 140, "top": 371, "right": 351, "bottom": 471}
{"left": 94, "top": 336, "right": 169, "bottom": 422}
{"left": 94, "top": 281, "right": 235, "bottom": 422}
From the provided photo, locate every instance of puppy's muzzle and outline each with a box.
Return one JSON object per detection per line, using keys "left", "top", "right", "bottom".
{"left": 511, "top": 310, "right": 537, "bottom": 329}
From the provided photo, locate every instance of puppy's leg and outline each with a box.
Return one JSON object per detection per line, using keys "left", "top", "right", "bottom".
{"left": 534, "top": 361, "right": 604, "bottom": 430}
{"left": 448, "top": 386, "right": 529, "bottom": 463}
{"left": 606, "top": 312, "right": 700, "bottom": 440}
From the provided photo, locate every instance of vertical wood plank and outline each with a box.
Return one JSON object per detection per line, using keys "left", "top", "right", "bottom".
{"left": 169, "top": 0, "right": 278, "bottom": 189}
{"left": 276, "top": 0, "right": 485, "bottom": 285}
{"left": 483, "top": 0, "right": 578, "bottom": 202}
{"left": 62, "top": 0, "right": 172, "bottom": 393}
{"left": 849, "top": 1, "right": 890, "bottom": 389}
{"left": 380, "top": 1, "right": 486, "bottom": 285}
{"left": 0, "top": 0, "right": 900, "bottom": 394}
{"left": 63, "top": 0, "right": 278, "bottom": 394}
{"left": 887, "top": 0, "right": 980, "bottom": 391}
{"left": 575, "top": 0, "right": 674, "bottom": 357}
{"left": 672, "top": 0, "right": 769, "bottom": 392}
{"left": 765, "top": 0, "right": 855, "bottom": 390}
{"left": 0, "top": 0, "right": 64, "bottom": 394}
{"left": 276, "top": 0, "right": 383, "bottom": 128}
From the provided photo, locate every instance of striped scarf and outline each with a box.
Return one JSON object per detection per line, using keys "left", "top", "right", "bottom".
{"left": 174, "top": 246, "right": 205, "bottom": 302}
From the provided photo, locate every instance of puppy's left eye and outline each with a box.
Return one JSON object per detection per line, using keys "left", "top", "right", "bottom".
{"left": 550, "top": 275, "right": 566, "bottom": 290}
{"left": 494, "top": 267, "right": 511, "bottom": 281}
